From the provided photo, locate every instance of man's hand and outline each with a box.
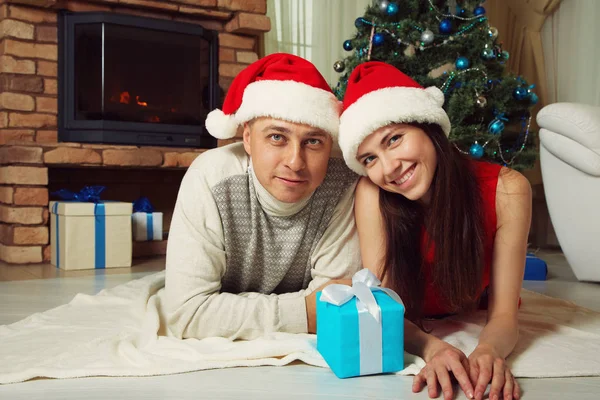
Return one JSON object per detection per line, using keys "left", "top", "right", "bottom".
{"left": 305, "top": 279, "right": 352, "bottom": 333}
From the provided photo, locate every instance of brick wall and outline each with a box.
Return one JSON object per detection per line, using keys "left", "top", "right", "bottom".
{"left": 0, "top": 0, "right": 269, "bottom": 264}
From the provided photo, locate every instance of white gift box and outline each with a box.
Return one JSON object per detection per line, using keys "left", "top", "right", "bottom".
{"left": 132, "top": 212, "right": 163, "bottom": 241}
{"left": 49, "top": 201, "right": 133, "bottom": 270}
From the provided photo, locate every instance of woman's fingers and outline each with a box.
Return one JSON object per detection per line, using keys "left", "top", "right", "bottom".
{"left": 502, "top": 369, "right": 514, "bottom": 400}
{"left": 412, "top": 369, "right": 427, "bottom": 393}
{"left": 448, "top": 356, "right": 474, "bottom": 399}
{"left": 434, "top": 365, "right": 454, "bottom": 400}
{"left": 474, "top": 359, "right": 492, "bottom": 400}
{"left": 426, "top": 366, "right": 440, "bottom": 399}
{"left": 488, "top": 358, "right": 506, "bottom": 400}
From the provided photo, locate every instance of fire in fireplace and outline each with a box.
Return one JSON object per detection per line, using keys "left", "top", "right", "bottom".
{"left": 59, "top": 12, "right": 220, "bottom": 148}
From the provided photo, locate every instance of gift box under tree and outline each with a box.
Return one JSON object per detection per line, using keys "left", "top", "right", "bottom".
{"left": 131, "top": 197, "right": 163, "bottom": 242}
{"left": 317, "top": 269, "right": 405, "bottom": 379}
{"left": 49, "top": 186, "right": 133, "bottom": 270}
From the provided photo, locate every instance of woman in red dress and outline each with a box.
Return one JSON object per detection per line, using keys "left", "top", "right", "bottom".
{"left": 337, "top": 62, "right": 532, "bottom": 400}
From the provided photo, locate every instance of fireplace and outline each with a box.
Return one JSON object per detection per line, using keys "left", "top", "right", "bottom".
{"left": 58, "top": 12, "right": 220, "bottom": 148}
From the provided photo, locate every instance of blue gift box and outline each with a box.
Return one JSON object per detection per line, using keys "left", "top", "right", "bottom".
{"left": 316, "top": 270, "right": 405, "bottom": 379}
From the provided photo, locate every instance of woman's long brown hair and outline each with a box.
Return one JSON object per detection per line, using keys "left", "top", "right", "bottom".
{"left": 378, "top": 123, "right": 485, "bottom": 323}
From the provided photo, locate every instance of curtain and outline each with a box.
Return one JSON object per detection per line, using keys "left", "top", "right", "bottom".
{"left": 485, "top": 0, "right": 562, "bottom": 107}
{"left": 541, "top": 0, "right": 600, "bottom": 105}
{"left": 265, "top": 0, "right": 371, "bottom": 85}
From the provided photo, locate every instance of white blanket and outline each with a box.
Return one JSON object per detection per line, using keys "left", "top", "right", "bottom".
{"left": 1, "top": 271, "right": 600, "bottom": 385}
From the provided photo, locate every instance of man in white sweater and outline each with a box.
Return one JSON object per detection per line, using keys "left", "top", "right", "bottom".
{"left": 165, "top": 53, "right": 361, "bottom": 340}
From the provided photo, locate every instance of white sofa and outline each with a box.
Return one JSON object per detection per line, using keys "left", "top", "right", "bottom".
{"left": 537, "top": 103, "right": 600, "bottom": 282}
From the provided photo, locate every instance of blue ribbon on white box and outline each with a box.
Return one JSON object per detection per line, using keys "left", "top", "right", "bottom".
{"left": 133, "top": 197, "right": 157, "bottom": 241}
{"left": 51, "top": 186, "right": 107, "bottom": 269}
{"left": 319, "top": 269, "right": 404, "bottom": 376}
{"left": 51, "top": 202, "right": 106, "bottom": 269}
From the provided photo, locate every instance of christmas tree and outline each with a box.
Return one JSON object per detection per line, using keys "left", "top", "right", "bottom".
{"left": 333, "top": 0, "right": 538, "bottom": 170}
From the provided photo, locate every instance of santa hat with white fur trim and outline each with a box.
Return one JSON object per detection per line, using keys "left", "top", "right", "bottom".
{"left": 338, "top": 61, "right": 451, "bottom": 175}
{"left": 206, "top": 53, "right": 341, "bottom": 140}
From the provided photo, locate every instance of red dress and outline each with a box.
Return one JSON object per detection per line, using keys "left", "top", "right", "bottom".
{"left": 421, "top": 161, "right": 502, "bottom": 317}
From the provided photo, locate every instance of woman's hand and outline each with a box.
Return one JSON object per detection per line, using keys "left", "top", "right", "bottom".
{"left": 413, "top": 340, "right": 475, "bottom": 400}
{"left": 468, "top": 344, "right": 520, "bottom": 400}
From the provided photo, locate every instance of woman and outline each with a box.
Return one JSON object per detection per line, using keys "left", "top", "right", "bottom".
{"left": 338, "top": 62, "right": 531, "bottom": 400}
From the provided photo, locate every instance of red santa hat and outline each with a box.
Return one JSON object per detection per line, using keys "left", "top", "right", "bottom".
{"left": 338, "top": 61, "right": 451, "bottom": 175}
{"left": 206, "top": 53, "right": 341, "bottom": 140}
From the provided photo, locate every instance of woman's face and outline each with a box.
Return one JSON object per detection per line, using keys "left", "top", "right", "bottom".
{"left": 356, "top": 123, "right": 438, "bottom": 203}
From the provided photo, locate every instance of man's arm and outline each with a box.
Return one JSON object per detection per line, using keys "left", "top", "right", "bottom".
{"left": 165, "top": 153, "right": 361, "bottom": 340}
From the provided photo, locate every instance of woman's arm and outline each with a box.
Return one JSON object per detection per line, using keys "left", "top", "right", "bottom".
{"left": 469, "top": 167, "right": 532, "bottom": 400}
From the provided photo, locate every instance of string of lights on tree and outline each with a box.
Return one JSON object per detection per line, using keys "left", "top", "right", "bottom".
{"left": 332, "top": 0, "right": 538, "bottom": 170}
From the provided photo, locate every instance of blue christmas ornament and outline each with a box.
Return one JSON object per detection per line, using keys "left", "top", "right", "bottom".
{"left": 513, "top": 87, "right": 528, "bottom": 100}
{"left": 386, "top": 2, "right": 399, "bottom": 16}
{"left": 529, "top": 92, "right": 539, "bottom": 105}
{"left": 373, "top": 33, "right": 385, "bottom": 46}
{"left": 481, "top": 48, "right": 495, "bottom": 60}
{"left": 355, "top": 18, "right": 364, "bottom": 28}
{"left": 439, "top": 19, "right": 453, "bottom": 34}
{"left": 473, "top": 6, "right": 486, "bottom": 16}
{"left": 455, "top": 56, "right": 470, "bottom": 70}
{"left": 488, "top": 113, "right": 509, "bottom": 135}
{"left": 469, "top": 143, "right": 484, "bottom": 159}
{"left": 502, "top": 50, "right": 510, "bottom": 60}
{"left": 343, "top": 40, "right": 353, "bottom": 51}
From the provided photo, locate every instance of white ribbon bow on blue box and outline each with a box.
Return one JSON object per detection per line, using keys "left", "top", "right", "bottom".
{"left": 316, "top": 268, "right": 405, "bottom": 378}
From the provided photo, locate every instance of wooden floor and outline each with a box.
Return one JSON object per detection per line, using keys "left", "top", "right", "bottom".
{"left": 1, "top": 250, "right": 600, "bottom": 399}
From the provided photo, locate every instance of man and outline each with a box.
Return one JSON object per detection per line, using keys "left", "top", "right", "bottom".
{"left": 165, "top": 53, "right": 360, "bottom": 340}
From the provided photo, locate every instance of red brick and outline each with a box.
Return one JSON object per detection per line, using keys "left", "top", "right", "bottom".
{"left": 0, "top": 129, "right": 35, "bottom": 144}
{"left": 0, "top": 111, "right": 6, "bottom": 128}
{"left": 218, "top": 33, "right": 255, "bottom": 49}
{"left": 1, "top": 39, "right": 57, "bottom": 61}
{"left": 35, "top": 129, "right": 57, "bottom": 143}
{"left": 8, "top": 112, "right": 56, "bottom": 128}
{"left": 162, "top": 151, "right": 203, "bottom": 167}
{"left": 119, "top": 0, "right": 178, "bottom": 11}
{"left": 178, "top": 6, "right": 231, "bottom": 19}
{"left": 0, "top": 187, "right": 13, "bottom": 204}
{"left": 44, "top": 147, "right": 102, "bottom": 164}
{"left": 0, "top": 243, "right": 42, "bottom": 264}
{"left": 36, "top": 96, "right": 57, "bottom": 113}
{"left": 236, "top": 50, "right": 258, "bottom": 64}
{"left": 219, "top": 47, "right": 235, "bottom": 62}
{"left": 0, "top": 74, "right": 44, "bottom": 93}
{"left": 8, "top": 5, "right": 56, "bottom": 23}
{"left": 0, "top": 19, "right": 35, "bottom": 40}
{"left": 133, "top": 240, "right": 167, "bottom": 258}
{"left": 173, "top": 17, "right": 223, "bottom": 31}
{"left": 37, "top": 60, "right": 57, "bottom": 77}
{"left": 219, "top": 76, "right": 233, "bottom": 92}
{"left": 14, "top": 187, "right": 48, "bottom": 206}
{"left": 0, "top": 166, "right": 48, "bottom": 185}
{"left": 42, "top": 207, "right": 48, "bottom": 224}
{"left": 0, "top": 204, "right": 43, "bottom": 224}
{"left": 0, "top": 5, "right": 7, "bottom": 20}
{"left": 42, "top": 244, "right": 50, "bottom": 262}
{"left": 0, "top": 145, "right": 43, "bottom": 164}
{"left": 112, "top": 7, "right": 173, "bottom": 20}
{"left": 172, "top": 0, "right": 217, "bottom": 6}
{"left": 64, "top": 1, "right": 112, "bottom": 12}
{"left": 103, "top": 149, "right": 163, "bottom": 167}
{"left": 44, "top": 78, "right": 57, "bottom": 95}
{"left": 217, "top": 0, "right": 266, "bottom": 14}
{"left": 219, "top": 63, "right": 245, "bottom": 78}
{"left": 225, "top": 12, "right": 270, "bottom": 34}
{"left": 0, "top": 223, "right": 12, "bottom": 244}
{"left": 0, "top": 92, "right": 35, "bottom": 111}
{"left": 13, "top": 226, "right": 48, "bottom": 245}
{"left": 36, "top": 25, "right": 57, "bottom": 43}
{"left": 0, "top": 55, "right": 35, "bottom": 74}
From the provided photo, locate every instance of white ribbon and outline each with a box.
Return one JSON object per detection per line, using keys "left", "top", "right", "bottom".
{"left": 319, "top": 269, "right": 404, "bottom": 375}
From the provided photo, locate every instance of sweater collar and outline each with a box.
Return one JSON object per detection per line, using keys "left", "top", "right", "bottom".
{"left": 249, "top": 160, "right": 313, "bottom": 217}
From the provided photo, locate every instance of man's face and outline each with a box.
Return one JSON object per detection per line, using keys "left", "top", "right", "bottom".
{"left": 243, "top": 117, "right": 333, "bottom": 203}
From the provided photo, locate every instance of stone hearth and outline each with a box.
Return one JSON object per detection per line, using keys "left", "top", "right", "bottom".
{"left": 0, "top": 0, "right": 269, "bottom": 263}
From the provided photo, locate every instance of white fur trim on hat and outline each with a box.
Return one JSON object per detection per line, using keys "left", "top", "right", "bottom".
{"left": 234, "top": 80, "right": 341, "bottom": 139}
{"left": 205, "top": 108, "right": 240, "bottom": 139}
{"left": 339, "top": 86, "right": 451, "bottom": 175}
